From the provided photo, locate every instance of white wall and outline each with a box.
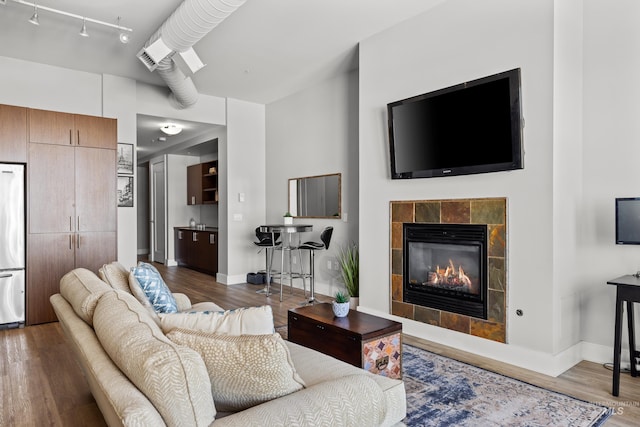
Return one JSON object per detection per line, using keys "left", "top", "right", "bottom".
{"left": 265, "top": 70, "right": 360, "bottom": 297}
{"left": 359, "top": 0, "right": 560, "bottom": 374}
{"left": 218, "top": 98, "right": 267, "bottom": 284}
{"left": 579, "top": 0, "right": 640, "bottom": 362}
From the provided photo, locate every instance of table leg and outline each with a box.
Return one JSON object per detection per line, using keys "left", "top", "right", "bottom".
{"left": 613, "top": 291, "right": 623, "bottom": 396}
{"left": 628, "top": 301, "right": 637, "bottom": 377}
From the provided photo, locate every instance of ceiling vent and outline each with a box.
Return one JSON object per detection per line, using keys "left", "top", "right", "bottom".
{"left": 137, "top": 38, "right": 173, "bottom": 72}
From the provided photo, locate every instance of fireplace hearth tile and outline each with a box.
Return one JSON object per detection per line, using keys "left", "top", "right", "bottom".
{"left": 389, "top": 197, "right": 507, "bottom": 344}
{"left": 470, "top": 319, "right": 506, "bottom": 343}
{"left": 392, "top": 202, "right": 414, "bottom": 223}
{"left": 471, "top": 199, "right": 505, "bottom": 225}
{"left": 391, "top": 222, "right": 403, "bottom": 249}
{"left": 415, "top": 306, "right": 440, "bottom": 326}
{"left": 391, "top": 274, "right": 403, "bottom": 302}
{"left": 441, "top": 312, "right": 470, "bottom": 334}
{"left": 441, "top": 200, "right": 470, "bottom": 223}
{"left": 415, "top": 202, "right": 441, "bottom": 223}
{"left": 488, "top": 225, "right": 506, "bottom": 258}
{"left": 489, "top": 258, "right": 505, "bottom": 291}
{"left": 488, "top": 289, "right": 505, "bottom": 323}
{"left": 392, "top": 249, "right": 403, "bottom": 275}
{"left": 392, "top": 301, "right": 415, "bottom": 320}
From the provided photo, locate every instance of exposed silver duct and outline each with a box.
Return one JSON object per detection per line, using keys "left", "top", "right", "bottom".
{"left": 138, "top": 0, "right": 248, "bottom": 109}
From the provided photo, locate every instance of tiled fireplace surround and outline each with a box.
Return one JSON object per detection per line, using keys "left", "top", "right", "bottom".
{"left": 390, "top": 198, "right": 507, "bottom": 343}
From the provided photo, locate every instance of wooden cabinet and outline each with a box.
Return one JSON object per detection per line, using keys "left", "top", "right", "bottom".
{"left": 0, "top": 104, "right": 27, "bottom": 163}
{"left": 29, "top": 108, "right": 116, "bottom": 149}
{"left": 187, "top": 160, "right": 218, "bottom": 205}
{"left": 175, "top": 228, "right": 218, "bottom": 276}
{"left": 27, "top": 109, "right": 117, "bottom": 325}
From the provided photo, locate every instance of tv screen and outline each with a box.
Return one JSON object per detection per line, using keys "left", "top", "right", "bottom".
{"left": 387, "top": 68, "right": 523, "bottom": 179}
{"left": 615, "top": 198, "right": 640, "bottom": 244}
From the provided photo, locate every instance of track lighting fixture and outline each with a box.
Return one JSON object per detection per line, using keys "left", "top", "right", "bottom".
{"left": 10, "top": 0, "right": 133, "bottom": 41}
{"left": 28, "top": 4, "right": 38, "bottom": 25}
{"left": 79, "top": 18, "right": 89, "bottom": 37}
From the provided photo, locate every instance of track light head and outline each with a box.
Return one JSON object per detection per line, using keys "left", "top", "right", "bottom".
{"left": 119, "top": 32, "right": 129, "bottom": 44}
{"left": 28, "top": 6, "right": 39, "bottom": 26}
{"left": 79, "top": 18, "right": 89, "bottom": 37}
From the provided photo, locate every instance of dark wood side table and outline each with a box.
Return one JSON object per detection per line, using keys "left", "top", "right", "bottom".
{"left": 288, "top": 303, "right": 402, "bottom": 379}
{"left": 606, "top": 275, "right": 640, "bottom": 396}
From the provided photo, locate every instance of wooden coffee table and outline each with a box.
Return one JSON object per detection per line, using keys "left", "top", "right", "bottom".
{"left": 288, "top": 303, "right": 402, "bottom": 379}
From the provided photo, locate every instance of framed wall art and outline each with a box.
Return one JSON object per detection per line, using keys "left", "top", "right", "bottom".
{"left": 117, "top": 175, "right": 134, "bottom": 207}
{"left": 117, "top": 143, "right": 134, "bottom": 175}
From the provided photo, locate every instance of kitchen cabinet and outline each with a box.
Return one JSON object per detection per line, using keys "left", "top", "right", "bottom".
{"left": 0, "top": 104, "right": 27, "bottom": 163}
{"left": 175, "top": 227, "right": 218, "bottom": 276}
{"left": 29, "top": 108, "right": 116, "bottom": 149}
{"left": 27, "top": 109, "right": 117, "bottom": 325}
{"left": 187, "top": 160, "right": 218, "bottom": 205}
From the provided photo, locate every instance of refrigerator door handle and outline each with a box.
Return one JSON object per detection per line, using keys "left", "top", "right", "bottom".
{"left": 0, "top": 273, "right": 13, "bottom": 279}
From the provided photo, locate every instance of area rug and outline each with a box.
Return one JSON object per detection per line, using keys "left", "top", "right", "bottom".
{"left": 403, "top": 344, "right": 612, "bottom": 427}
{"left": 275, "top": 326, "right": 612, "bottom": 426}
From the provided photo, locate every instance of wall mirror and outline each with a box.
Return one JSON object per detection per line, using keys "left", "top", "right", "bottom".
{"left": 288, "top": 173, "right": 341, "bottom": 218}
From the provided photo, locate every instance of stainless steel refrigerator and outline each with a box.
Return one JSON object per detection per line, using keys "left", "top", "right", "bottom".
{"left": 0, "top": 163, "right": 25, "bottom": 328}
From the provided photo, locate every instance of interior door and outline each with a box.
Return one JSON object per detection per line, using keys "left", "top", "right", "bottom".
{"left": 150, "top": 159, "right": 166, "bottom": 263}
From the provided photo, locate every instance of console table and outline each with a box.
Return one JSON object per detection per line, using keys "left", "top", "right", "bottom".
{"left": 606, "top": 275, "right": 640, "bottom": 396}
{"left": 288, "top": 303, "right": 402, "bottom": 379}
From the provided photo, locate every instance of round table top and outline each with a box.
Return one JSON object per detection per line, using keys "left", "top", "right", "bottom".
{"left": 259, "top": 224, "right": 313, "bottom": 233}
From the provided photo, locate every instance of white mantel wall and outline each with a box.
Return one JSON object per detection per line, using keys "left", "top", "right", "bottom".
{"left": 358, "top": 0, "right": 560, "bottom": 374}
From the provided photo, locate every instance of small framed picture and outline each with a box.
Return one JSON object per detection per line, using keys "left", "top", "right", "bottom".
{"left": 117, "top": 175, "right": 134, "bottom": 207}
{"left": 117, "top": 143, "right": 134, "bottom": 175}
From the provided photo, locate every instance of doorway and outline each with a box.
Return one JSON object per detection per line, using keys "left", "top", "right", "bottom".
{"left": 150, "top": 158, "right": 166, "bottom": 263}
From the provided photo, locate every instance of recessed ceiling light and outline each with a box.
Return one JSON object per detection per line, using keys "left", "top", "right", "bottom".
{"left": 160, "top": 123, "right": 182, "bottom": 136}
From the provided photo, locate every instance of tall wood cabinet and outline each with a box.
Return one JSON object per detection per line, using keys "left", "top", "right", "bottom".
{"left": 27, "top": 109, "right": 117, "bottom": 325}
{"left": 0, "top": 104, "right": 27, "bottom": 162}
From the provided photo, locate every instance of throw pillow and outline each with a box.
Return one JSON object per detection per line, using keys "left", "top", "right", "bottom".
{"left": 129, "top": 262, "right": 178, "bottom": 314}
{"left": 159, "top": 305, "right": 274, "bottom": 335}
{"left": 98, "top": 261, "right": 131, "bottom": 293}
{"left": 166, "top": 329, "right": 306, "bottom": 412}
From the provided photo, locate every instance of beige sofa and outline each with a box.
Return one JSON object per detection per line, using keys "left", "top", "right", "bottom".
{"left": 50, "top": 266, "right": 406, "bottom": 426}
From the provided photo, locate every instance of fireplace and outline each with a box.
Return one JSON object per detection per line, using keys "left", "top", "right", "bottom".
{"left": 403, "top": 223, "right": 488, "bottom": 319}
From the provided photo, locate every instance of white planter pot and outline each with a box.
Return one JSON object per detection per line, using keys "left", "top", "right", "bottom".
{"left": 284, "top": 216, "right": 293, "bottom": 225}
{"left": 332, "top": 301, "right": 350, "bottom": 317}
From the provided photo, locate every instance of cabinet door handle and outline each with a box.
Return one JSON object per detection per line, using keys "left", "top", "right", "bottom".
{"left": 77, "top": 233, "right": 80, "bottom": 249}
{"left": 193, "top": 233, "right": 198, "bottom": 242}
{"left": 69, "top": 216, "right": 72, "bottom": 232}
{"left": 178, "top": 231, "right": 183, "bottom": 239}
{"left": 210, "top": 233, "right": 215, "bottom": 244}
{"left": 69, "top": 129, "right": 72, "bottom": 145}
{"left": 77, "top": 130, "right": 80, "bottom": 145}
{"left": 77, "top": 216, "right": 80, "bottom": 231}
{"left": 69, "top": 234, "right": 73, "bottom": 250}
{"left": 191, "top": 196, "right": 196, "bottom": 205}
{"left": 316, "top": 325, "right": 325, "bottom": 330}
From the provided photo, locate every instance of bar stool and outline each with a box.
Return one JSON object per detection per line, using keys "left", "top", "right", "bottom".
{"left": 299, "top": 226, "right": 333, "bottom": 304}
{"left": 274, "top": 234, "right": 306, "bottom": 302}
{"left": 253, "top": 227, "right": 280, "bottom": 296}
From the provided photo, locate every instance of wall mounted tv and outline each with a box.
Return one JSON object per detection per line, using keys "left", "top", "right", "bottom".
{"left": 387, "top": 68, "right": 524, "bottom": 179}
{"left": 615, "top": 197, "right": 640, "bottom": 245}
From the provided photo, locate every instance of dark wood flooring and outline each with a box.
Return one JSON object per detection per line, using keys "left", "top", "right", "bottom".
{"left": 1, "top": 262, "right": 638, "bottom": 426}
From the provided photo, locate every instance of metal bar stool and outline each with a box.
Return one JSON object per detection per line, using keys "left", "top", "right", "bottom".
{"left": 253, "top": 227, "right": 280, "bottom": 296}
{"left": 299, "top": 226, "right": 333, "bottom": 304}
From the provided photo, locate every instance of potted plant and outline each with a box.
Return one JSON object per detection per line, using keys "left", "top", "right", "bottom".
{"left": 337, "top": 243, "right": 359, "bottom": 309}
{"left": 332, "top": 291, "right": 350, "bottom": 317}
{"left": 283, "top": 212, "right": 293, "bottom": 225}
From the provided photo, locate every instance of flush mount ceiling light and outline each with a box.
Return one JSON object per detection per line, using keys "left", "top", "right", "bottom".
{"left": 160, "top": 124, "right": 182, "bottom": 136}
{"left": 9, "top": 0, "right": 132, "bottom": 41}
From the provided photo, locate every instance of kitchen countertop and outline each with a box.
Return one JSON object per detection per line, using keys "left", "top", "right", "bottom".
{"left": 174, "top": 226, "right": 219, "bottom": 232}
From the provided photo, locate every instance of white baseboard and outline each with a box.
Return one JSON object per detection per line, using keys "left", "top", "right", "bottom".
{"left": 216, "top": 273, "right": 247, "bottom": 285}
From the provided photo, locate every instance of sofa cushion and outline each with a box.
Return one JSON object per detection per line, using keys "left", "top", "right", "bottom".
{"left": 166, "top": 329, "right": 305, "bottom": 412}
{"left": 59, "top": 268, "right": 112, "bottom": 326}
{"left": 159, "top": 305, "right": 274, "bottom": 335}
{"left": 93, "top": 290, "right": 216, "bottom": 426}
{"left": 129, "top": 262, "right": 178, "bottom": 314}
{"left": 98, "top": 261, "right": 131, "bottom": 293}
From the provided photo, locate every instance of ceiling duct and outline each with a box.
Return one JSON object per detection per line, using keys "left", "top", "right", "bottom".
{"left": 138, "top": 0, "right": 247, "bottom": 109}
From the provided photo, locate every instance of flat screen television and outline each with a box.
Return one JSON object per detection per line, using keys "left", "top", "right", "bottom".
{"left": 615, "top": 197, "right": 640, "bottom": 244}
{"left": 387, "top": 68, "right": 524, "bottom": 179}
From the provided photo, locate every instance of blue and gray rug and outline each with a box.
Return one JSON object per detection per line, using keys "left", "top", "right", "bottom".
{"left": 403, "top": 344, "right": 613, "bottom": 426}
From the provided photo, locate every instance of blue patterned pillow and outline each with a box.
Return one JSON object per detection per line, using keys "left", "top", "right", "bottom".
{"left": 131, "top": 262, "right": 178, "bottom": 314}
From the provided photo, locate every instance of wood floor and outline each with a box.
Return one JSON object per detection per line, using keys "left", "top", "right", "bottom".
{"left": 1, "top": 262, "right": 639, "bottom": 426}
